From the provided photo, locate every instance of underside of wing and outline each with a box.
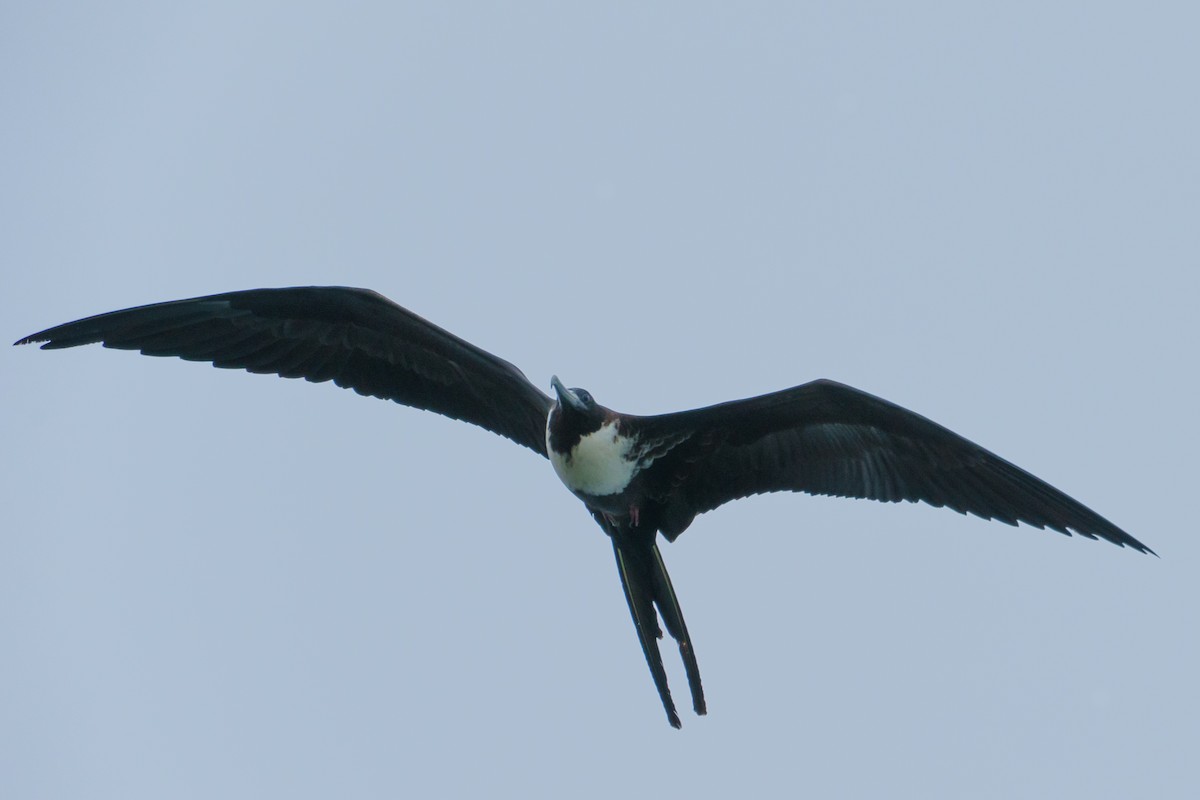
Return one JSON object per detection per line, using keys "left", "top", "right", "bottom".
{"left": 639, "top": 379, "right": 1151, "bottom": 553}
{"left": 16, "top": 287, "right": 553, "bottom": 455}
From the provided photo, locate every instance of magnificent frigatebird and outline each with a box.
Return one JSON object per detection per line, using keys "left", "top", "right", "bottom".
{"left": 15, "top": 286, "right": 1150, "bottom": 728}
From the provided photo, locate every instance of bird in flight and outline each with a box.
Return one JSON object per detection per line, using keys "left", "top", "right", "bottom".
{"left": 16, "top": 286, "right": 1151, "bottom": 728}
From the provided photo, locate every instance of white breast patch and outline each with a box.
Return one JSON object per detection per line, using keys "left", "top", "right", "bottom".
{"left": 547, "top": 420, "right": 638, "bottom": 497}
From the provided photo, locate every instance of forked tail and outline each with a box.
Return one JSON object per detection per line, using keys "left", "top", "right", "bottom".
{"left": 608, "top": 524, "right": 706, "bottom": 728}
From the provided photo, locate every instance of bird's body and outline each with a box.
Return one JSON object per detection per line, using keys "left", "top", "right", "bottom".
{"left": 16, "top": 286, "right": 1151, "bottom": 728}
{"left": 548, "top": 417, "right": 638, "bottom": 502}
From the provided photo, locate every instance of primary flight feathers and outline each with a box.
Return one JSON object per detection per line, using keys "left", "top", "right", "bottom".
{"left": 16, "top": 286, "right": 1150, "bottom": 728}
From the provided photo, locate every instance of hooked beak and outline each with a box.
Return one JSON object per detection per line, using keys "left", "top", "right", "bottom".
{"left": 551, "top": 375, "right": 587, "bottom": 413}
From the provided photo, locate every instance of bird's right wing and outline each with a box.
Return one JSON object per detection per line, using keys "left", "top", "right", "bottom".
{"left": 16, "top": 287, "right": 553, "bottom": 456}
{"left": 635, "top": 379, "right": 1151, "bottom": 553}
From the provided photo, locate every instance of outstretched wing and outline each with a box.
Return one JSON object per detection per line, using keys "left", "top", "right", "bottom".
{"left": 636, "top": 379, "right": 1151, "bottom": 553}
{"left": 16, "top": 287, "right": 553, "bottom": 456}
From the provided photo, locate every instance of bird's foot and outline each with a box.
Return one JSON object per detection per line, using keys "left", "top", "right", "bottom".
{"left": 601, "top": 506, "right": 641, "bottom": 527}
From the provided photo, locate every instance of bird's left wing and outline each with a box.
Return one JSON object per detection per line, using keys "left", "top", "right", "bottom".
{"left": 632, "top": 379, "right": 1151, "bottom": 553}
{"left": 16, "top": 287, "right": 553, "bottom": 456}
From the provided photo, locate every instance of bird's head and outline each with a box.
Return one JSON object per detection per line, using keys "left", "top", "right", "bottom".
{"left": 548, "top": 375, "right": 608, "bottom": 452}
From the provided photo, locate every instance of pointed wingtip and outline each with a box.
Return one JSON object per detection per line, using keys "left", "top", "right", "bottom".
{"left": 14, "top": 330, "right": 60, "bottom": 348}
{"left": 1135, "top": 541, "right": 1159, "bottom": 558}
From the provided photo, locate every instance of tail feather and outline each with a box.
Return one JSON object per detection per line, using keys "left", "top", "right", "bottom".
{"left": 649, "top": 544, "right": 706, "bottom": 716}
{"left": 606, "top": 519, "right": 706, "bottom": 727}
{"left": 612, "top": 539, "right": 680, "bottom": 728}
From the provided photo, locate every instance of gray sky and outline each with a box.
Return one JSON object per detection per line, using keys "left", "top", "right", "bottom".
{"left": 3, "top": 3, "right": 1197, "bottom": 798}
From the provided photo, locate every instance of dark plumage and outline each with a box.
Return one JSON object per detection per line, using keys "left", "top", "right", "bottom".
{"left": 16, "top": 286, "right": 1151, "bottom": 728}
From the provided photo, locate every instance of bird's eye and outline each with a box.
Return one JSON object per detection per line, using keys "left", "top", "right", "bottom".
{"left": 575, "top": 389, "right": 593, "bottom": 406}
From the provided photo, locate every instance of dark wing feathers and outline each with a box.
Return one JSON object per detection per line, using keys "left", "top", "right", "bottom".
{"left": 639, "top": 379, "right": 1151, "bottom": 554}
{"left": 16, "top": 287, "right": 553, "bottom": 455}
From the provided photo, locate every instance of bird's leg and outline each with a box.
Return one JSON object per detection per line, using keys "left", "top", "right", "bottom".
{"left": 603, "top": 506, "right": 640, "bottom": 526}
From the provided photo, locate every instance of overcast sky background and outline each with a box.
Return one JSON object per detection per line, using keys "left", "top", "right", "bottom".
{"left": 3, "top": 4, "right": 1198, "bottom": 798}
